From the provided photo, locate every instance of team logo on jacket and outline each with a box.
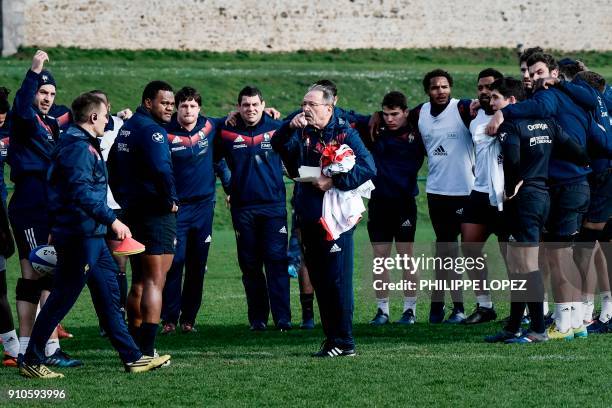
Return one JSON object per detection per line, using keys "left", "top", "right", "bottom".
{"left": 152, "top": 132, "right": 165, "bottom": 143}
{"left": 529, "top": 136, "right": 551, "bottom": 146}
{"left": 172, "top": 137, "right": 182, "bottom": 144}
{"left": 198, "top": 130, "right": 206, "bottom": 140}
{"left": 261, "top": 133, "right": 272, "bottom": 150}
{"left": 446, "top": 132, "right": 457, "bottom": 139}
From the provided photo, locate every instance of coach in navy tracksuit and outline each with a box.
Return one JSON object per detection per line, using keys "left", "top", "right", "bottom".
{"left": 22, "top": 93, "right": 144, "bottom": 372}
{"left": 215, "top": 86, "right": 290, "bottom": 331}
{"left": 160, "top": 86, "right": 227, "bottom": 333}
{"left": 272, "top": 84, "right": 376, "bottom": 357}
{"left": 107, "top": 81, "right": 178, "bottom": 357}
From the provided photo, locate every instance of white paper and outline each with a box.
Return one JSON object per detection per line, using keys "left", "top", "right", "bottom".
{"left": 293, "top": 165, "right": 321, "bottom": 182}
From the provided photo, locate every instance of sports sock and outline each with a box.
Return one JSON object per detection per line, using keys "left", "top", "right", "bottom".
{"left": 376, "top": 298, "right": 389, "bottom": 315}
{"left": 571, "top": 302, "right": 584, "bottom": 329}
{"left": 476, "top": 294, "right": 493, "bottom": 309}
{"left": 300, "top": 293, "right": 314, "bottom": 321}
{"left": 543, "top": 295, "right": 549, "bottom": 316}
{"left": 554, "top": 303, "right": 572, "bottom": 333}
{"left": 600, "top": 291, "right": 612, "bottom": 322}
{"left": 0, "top": 330, "right": 19, "bottom": 357}
{"left": 139, "top": 322, "right": 158, "bottom": 356}
{"left": 403, "top": 296, "right": 417, "bottom": 313}
{"left": 506, "top": 302, "right": 526, "bottom": 334}
{"left": 581, "top": 294, "right": 595, "bottom": 323}
{"left": 18, "top": 336, "right": 30, "bottom": 356}
{"left": 524, "top": 270, "right": 545, "bottom": 333}
{"left": 45, "top": 339, "right": 60, "bottom": 357}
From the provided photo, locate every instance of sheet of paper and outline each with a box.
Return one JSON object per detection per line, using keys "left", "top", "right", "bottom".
{"left": 293, "top": 165, "right": 321, "bottom": 182}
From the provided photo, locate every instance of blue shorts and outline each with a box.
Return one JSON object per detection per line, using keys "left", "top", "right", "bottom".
{"left": 367, "top": 197, "right": 417, "bottom": 243}
{"left": 505, "top": 187, "right": 550, "bottom": 246}
{"left": 8, "top": 209, "right": 50, "bottom": 260}
{"left": 586, "top": 169, "right": 612, "bottom": 223}
{"left": 544, "top": 181, "right": 590, "bottom": 240}
{"left": 126, "top": 212, "right": 177, "bottom": 255}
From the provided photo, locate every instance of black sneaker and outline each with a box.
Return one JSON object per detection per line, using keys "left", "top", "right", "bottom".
{"left": 369, "top": 308, "right": 389, "bottom": 326}
{"left": 249, "top": 321, "right": 267, "bottom": 331}
{"left": 396, "top": 309, "right": 416, "bottom": 325}
{"left": 465, "top": 305, "right": 497, "bottom": 324}
{"left": 484, "top": 329, "right": 520, "bottom": 343}
{"left": 311, "top": 340, "right": 356, "bottom": 358}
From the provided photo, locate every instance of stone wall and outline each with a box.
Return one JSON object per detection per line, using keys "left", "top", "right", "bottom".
{"left": 3, "top": 0, "right": 611, "bottom": 55}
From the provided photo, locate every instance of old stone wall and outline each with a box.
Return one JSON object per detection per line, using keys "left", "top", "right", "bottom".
{"left": 3, "top": 0, "right": 611, "bottom": 55}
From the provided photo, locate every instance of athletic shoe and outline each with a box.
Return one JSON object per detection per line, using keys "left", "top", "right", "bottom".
{"left": 505, "top": 331, "right": 548, "bottom": 344}
{"left": 546, "top": 323, "right": 573, "bottom": 341}
{"left": 3, "top": 352, "right": 18, "bottom": 367}
{"left": 396, "top": 309, "right": 416, "bottom": 325}
{"left": 300, "top": 318, "right": 315, "bottom": 330}
{"left": 369, "top": 308, "right": 389, "bottom": 326}
{"left": 573, "top": 325, "right": 588, "bottom": 339}
{"left": 465, "top": 306, "right": 497, "bottom": 324}
{"left": 180, "top": 323, "right": 197, "bottom": 334}
{"left": 19, "top": 362, "right": 64, "bottom": 379}
{"left": 484, "top": 329, "right": 520, "bottom": 343}
{"left": 44, "top": 350, "right": 83, "bottom": 368}
{"left": 124, "top": 354, "right": 171, "bottom": 373}
{"left": 277, "top": 321, "right": 292, "bottom": 332}
{"left": 161, "top": 322, "right": 176, "bottom": 335}
{"left": 57, "top": 324, "right": 73, "bottom": 339}
{"left": 311, "top": 340, "right": 356, "bottom": 358}
{"left": 153, "top": 350, "right": 171, "bottom": 367}
{"left": 250, "top": 321, "right": 267, "bottom": 331}
{"left": 587, "top": 319, "right": 610, "bottom": 334}
{"left": 444, "top": 309, "right": 466, "bottom": 324}
{"left": 429, "top": 305, "right": 446, "bottom": 324}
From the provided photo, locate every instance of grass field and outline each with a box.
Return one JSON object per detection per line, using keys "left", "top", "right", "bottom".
{"left": 1, "top": 47, "right": 612, "bottom": 407}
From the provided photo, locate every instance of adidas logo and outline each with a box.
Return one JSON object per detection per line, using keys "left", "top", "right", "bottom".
{"left": 234, "top": 136, "right": 244, "bottom": 143}
{"left": 455, "top": 208, "right": 463, "bottom": 215}
{"left": 508, "top": 234, "right": 516, "bottom": 242}
{"left": 330, "top": 244, "right": 342, "bottom": 253}
{"left": 278, "top": 226, "right": 287, "bottom": 234}
{"left": 433, "top": 145, "right": 447, "bottom": 156}
{"left": 205, "top": 235, "right": 212, "bottom": 243}
{"left": 172, "top": 137, "right": 182, "bottom": 144}
{"left": 401, "top": 219, "right": 412, "bottom": 227}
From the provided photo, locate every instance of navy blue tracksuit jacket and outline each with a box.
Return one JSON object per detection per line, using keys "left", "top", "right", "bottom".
{"left": 272, "top": 114, "right": 376, "bottom": 349}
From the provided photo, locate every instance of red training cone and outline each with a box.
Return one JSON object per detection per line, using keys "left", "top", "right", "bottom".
{"left": 112, "top": 237, "right": 145, "bottom": 256}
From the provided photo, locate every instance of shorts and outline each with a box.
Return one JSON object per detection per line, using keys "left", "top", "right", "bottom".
{"left": 505, "top": 187, "right": 550, "bottom": 246}
{"left": 126, "top": 212, "right": 177, "bottom": 255}
{"left": 462, "top": 190, "right": 506, "bottom": 237}
{"left": 105, "top": 209, "right": 126, "bottom": 241}
{"left": 367, "top": 197, "right": 417, "bottom": 243}
{"left": 8, "top": 210, "right": 50, "bottom": 260}
{"left": 586, "top": 168, "right": 612, "bottom": 223}
{"left": 427, "top": 193, "right": 469, "bottom": 242}
{"left": 544, "top": 181, "right": 590, "bottom": 240}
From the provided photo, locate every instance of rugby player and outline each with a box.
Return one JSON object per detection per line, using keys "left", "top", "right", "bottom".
{"left": 272, "top": 84, "right": 376, "bottom": 357}
{"left": 160, "top": 86, "right": 225, "bottom": 334}
{"left": 357, "top": 91, "right": 425, "bottom": 325}
{"left": 0, "top": 87, "right": 18, "bottom": 366}
{"left": 411, "top": 69, "right": 475, "bottom": 324}
{"left": 461, "top": 68, "right": 505, "bottom": 324}
{"left": 215, "top": 86, "right": 291, "bottom": 331}
{"left": 20, "top": 93, "right": 170, "bottom": 378}
{"left": 108, "top": 81, "right": 178, "bottom": 357}
{"left": 8, "top": 50, "right": 78, "bottom": 366}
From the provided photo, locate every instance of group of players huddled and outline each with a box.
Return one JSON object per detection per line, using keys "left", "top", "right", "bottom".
{"left": 0, "top": 45, "right": 610, "bottom": 378}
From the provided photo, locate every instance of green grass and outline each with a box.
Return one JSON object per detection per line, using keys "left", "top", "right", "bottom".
{"left": 0, "top": 48, "right": 611, "bottom": 407}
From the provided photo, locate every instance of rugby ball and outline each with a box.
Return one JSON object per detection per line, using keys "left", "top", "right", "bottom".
{"left": 29, "top": 245, "right": 57, "bottom": 276}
